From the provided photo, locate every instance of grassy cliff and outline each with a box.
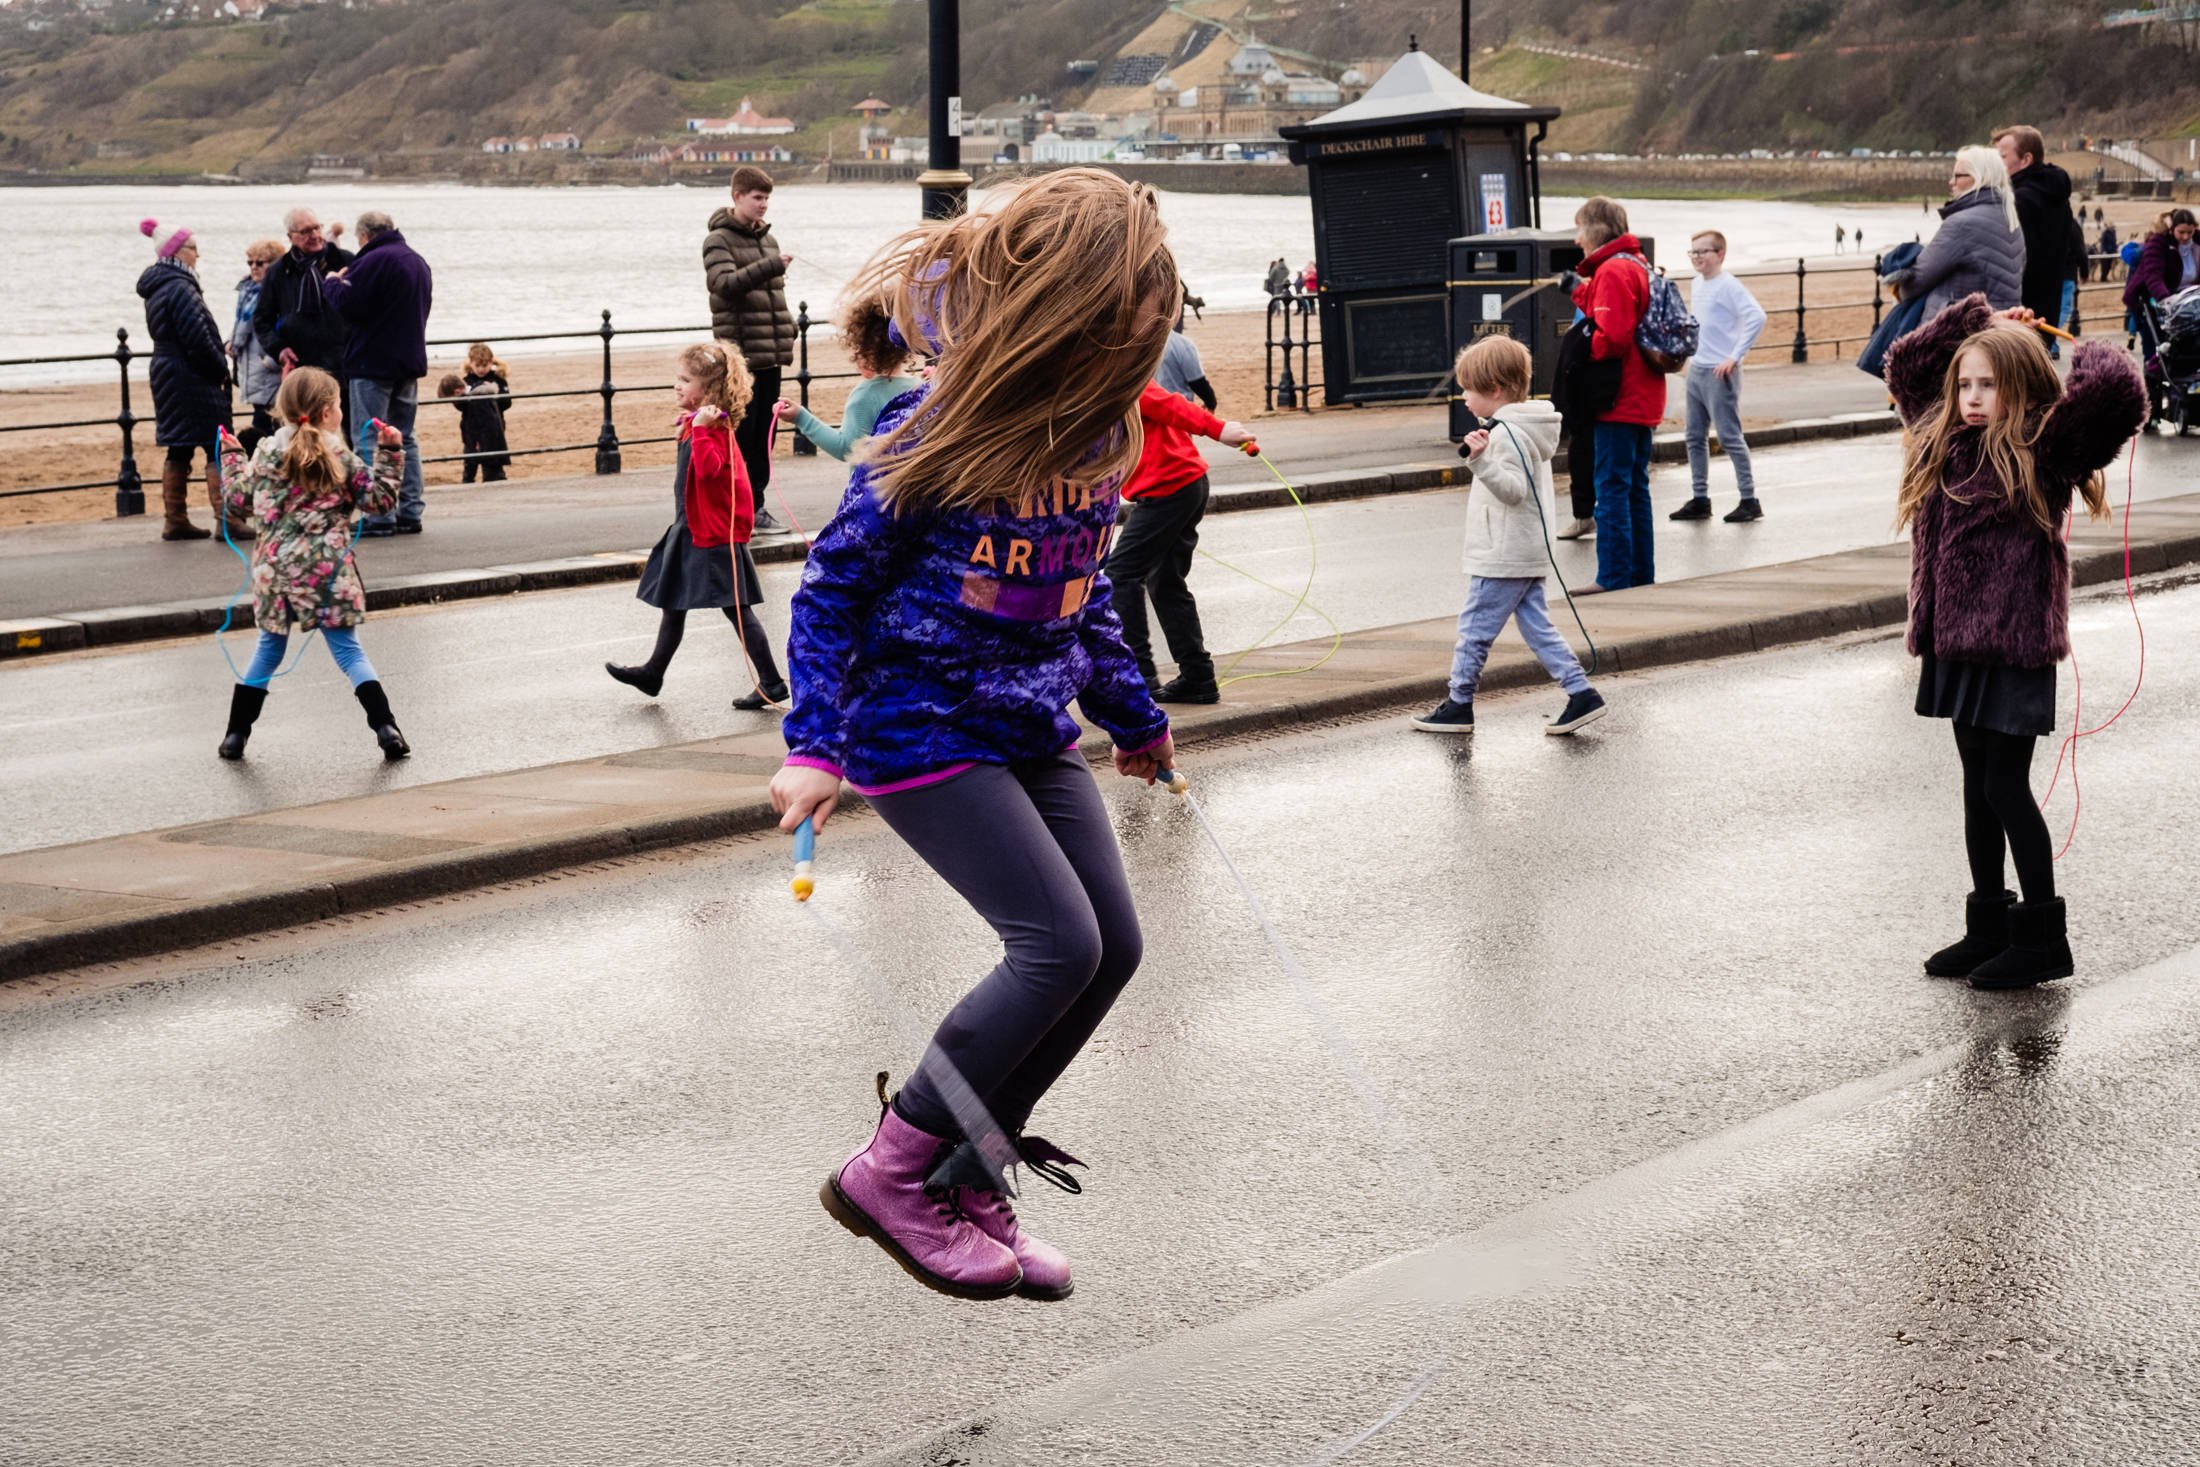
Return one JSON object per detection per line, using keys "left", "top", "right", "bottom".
{"left": 0, "top": 0, "right": 2191, "bottom": 178}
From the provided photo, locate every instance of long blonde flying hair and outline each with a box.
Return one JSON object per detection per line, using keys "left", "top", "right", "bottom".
{"left": 1894, "top": 326, "right": 2108, "bottom": 534}
{"left": 848, "top": 167, "right": 1180, "bottom": 514}
{"left": 273, "top": 366, "right": 349, "bottom": 497}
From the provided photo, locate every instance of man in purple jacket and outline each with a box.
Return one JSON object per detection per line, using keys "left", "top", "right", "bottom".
{"left": 326, "top": 210, "right": 434, "bottom": 535}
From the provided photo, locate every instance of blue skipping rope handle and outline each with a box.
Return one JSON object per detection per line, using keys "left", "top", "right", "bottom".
{"left": 1158, "top": 764, "right": 1189, "bottom": 796}
{"left": 790, "top": 816, "right": 817, "bottom": 901}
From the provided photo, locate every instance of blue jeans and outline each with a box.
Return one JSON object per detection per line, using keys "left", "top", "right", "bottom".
{"left": 350, "top": 377, "right": 424, "bottom": 527}
{"left": 1684, "top": 364, "right": 1756, "bottom": 501}
{"left": 1447, "top": 576, "right": 1591, "bottom": 703}
{"left": 241, "top": 627, "right": 377, "bottom": 688}
{"left": 1592, "top": 421, "right": 1655, "bottom": 590}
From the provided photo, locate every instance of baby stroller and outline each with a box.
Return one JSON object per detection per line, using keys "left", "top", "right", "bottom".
{"left": 2145, "top": 286, "right": 2200, "bottom": 434}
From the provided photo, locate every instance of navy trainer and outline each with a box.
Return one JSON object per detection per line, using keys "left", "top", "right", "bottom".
{"left": 1410, "top": 698, "right": 1475, "bottom": 734}
{"left": 1546, "top": 688, "right": 1607, "bottom": 735}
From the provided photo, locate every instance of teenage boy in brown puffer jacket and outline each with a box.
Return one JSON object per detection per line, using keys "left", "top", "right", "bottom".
{"left": 703, "top": 166, "right": 798, "bottom": 531}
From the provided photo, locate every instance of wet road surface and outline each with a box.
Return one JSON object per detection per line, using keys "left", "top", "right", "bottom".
{"left": 17, "top": 431, "right": 2188, "bottom": 855}
{"left": 4, "top": 576, "right": 2194, "bottom": 1465}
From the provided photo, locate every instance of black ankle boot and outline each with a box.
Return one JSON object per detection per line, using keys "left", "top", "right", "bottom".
{"left": 353, "top": 679, "right": 411, "bottom": 761}
{"left": 217, "top": 683, "right": 268, "bottom": 761}
{"left": 732, "top": 679, "right": 790, "bottom": 712}
{"left": 1969, "top": 899, "right": 2073, "bottom": 990}
{"left": 1922, "top": 889, "right": 2015, "bottom": 977}
{"left": 605, "top": 661, "right": 665, "bottom": 698}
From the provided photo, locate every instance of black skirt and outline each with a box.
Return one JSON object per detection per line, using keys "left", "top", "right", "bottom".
{"left": 1915, "top": 651, "right": 2056, "bottom": 737}
{"left": 634, "top": 437, "right": 762, "bottom": 610}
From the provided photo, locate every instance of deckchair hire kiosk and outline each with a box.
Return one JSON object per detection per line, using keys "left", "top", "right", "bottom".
{"left": 1280, "top": 41, "right": 1559, "bottom": 405}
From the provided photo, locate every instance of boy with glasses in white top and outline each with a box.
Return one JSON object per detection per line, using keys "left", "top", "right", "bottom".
{"left": 1673, "top": 230, "right": 1769, "bottom": 523}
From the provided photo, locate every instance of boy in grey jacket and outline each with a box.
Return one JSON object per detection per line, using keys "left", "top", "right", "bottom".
{"left": 1413, "top": 335, "right": 1607, "bottom": 736}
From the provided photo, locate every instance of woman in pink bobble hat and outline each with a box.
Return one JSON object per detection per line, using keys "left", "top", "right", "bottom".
{"left": 138, "top": 217, "right": 248, "bottom": 542}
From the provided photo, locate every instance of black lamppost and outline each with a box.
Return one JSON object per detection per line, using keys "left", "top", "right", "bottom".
{"left": 917, "top": 0, "right": 971, "bottom": 218}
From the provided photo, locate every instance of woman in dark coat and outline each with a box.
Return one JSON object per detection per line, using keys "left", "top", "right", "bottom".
{"left": 138, "top": 218, "right": 246, "bottom": 541}
{"left": 2121, "top": 208, "right": 2197, "bottom": 428}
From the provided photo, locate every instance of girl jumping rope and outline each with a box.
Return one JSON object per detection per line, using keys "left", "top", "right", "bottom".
{"left": 769, "top": 169, "right": 1178, "bottom": 1301}
{"left": 1886, "top": 294, "right": 2144, "bottom": 989}
{"left": 212, "top": 366, "right": 410, "bottom": 761}
{"left": 605, "top": 341, "right": 787, "bottom": 710}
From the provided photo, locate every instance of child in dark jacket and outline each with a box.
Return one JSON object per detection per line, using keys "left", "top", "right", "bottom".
{"left": 460, "top": 343, "right": 512, "bottom": 479}
{"left": 437, "top": 373, "right": 508, "bottom": 483}
{"left": 1885, "top": 294, "right": 2145, "bottom": 990}
{"left": 604, "top": 341, "right": 783, "bottom": 707}
{"left": 770, "top": 169, "right": 1177, "bottom": 1304}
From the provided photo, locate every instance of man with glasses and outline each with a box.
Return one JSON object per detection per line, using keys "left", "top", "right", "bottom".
{"left": 1672, "top": 230, "right": 1768, "bottom": 523}
{"left": 252, "top": 207, "right": 356, "bottom": 429}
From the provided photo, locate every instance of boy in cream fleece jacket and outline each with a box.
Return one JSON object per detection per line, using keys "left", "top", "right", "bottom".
{"left": 1412, "top": 335, "right": 1607, "bottom": 737}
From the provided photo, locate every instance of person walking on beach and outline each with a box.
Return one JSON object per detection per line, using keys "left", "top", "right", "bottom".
{"left": 229, "top": 238, "right": 284, "bottom": 452}
{"left": 138, "top": 218, "right": 248, "bottom": 543}
{"left": 324, "top": 210, "right": 433, "bottom": 536}
{"left": 1673, "top": 229, "right": 1768, "bottom": 523}
{"left": 1835, "top": 224, "right": 1847, "bottom": 255}
{"left": 253, "top": 208, "right": 354, "bottom": 412}
{"left": 1265, "top": 257, "right": 1292, "bottom": 299}
{"left": 704, "top": 166, "right": 797, "bottom": 531}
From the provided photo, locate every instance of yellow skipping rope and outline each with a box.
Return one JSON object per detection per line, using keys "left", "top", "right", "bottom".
{"left": 1200, "top": 445, "right": 1344, "bottom": 689}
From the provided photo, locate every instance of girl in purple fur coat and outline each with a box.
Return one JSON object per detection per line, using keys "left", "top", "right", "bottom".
{"left": 1885, "top": 294, "right": 2145, "bottom": 991}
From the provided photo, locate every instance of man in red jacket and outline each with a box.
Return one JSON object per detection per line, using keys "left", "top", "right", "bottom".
{"left": 1104, "top": 372, "right": 1253, "bottom": 704}
{"left": 1572, "top": 196, "right": 1667, "bottom": 592}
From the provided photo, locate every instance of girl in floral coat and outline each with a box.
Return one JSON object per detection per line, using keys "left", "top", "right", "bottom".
{"left": 214, "top": 365, "right": 412, "bottom": 762}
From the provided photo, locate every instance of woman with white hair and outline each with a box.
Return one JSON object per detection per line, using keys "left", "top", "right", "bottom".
{"left": 1883, "top": 145, "right": 2027, "bottom": 321}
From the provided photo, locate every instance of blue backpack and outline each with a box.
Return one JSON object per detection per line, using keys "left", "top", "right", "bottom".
{"left": 1627, "top": 253, "right": 1700, "bottom": 373}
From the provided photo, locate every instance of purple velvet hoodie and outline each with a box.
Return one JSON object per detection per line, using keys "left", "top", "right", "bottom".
{"left": 1885, "top": 294, "right": 2146, "bottom": 669}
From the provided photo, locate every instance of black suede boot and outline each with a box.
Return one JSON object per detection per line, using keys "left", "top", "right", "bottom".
{"left": 354, "top": 680, "right": 411, "bottom": 761}
{"left": 217, "top": 683, "right": 268, "bottom": 761}
{"left": 732, "top": 679, "right": 790, "bottom": 711}
{"left": 1968, "top": 899, "right": 2073, "bottom": 990}
{"left": 1922, "top": 889, "right": 2016, "bottom": 977}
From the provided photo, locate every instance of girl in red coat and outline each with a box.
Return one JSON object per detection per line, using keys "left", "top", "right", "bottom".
{"left": 1885, "top": 296, "right": 2145, "bottom": 990}
{"left": 606, "top": 341, "right": 788, "bottom": 707}
{"left": 1570, "top": 196, "right": 1667, "bottom": 593}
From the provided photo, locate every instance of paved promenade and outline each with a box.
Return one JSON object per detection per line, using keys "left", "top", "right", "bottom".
{"left": 1, "top": 363, "right": 1897, "bottom": 648}
{"left": 6, "top": 486, "right": 2194, "bottom": 983}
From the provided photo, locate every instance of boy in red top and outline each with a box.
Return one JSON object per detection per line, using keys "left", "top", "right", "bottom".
{"left": 1102, "top": 333, "right": 1253, "bottom": 704}
{"left": 1571, "top": 195, "right": 1667, "bottom": 593}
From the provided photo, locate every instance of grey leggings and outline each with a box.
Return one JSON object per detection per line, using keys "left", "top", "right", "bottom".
{"left": 866, "top": 751, "right": 1143, "bottom": 1139}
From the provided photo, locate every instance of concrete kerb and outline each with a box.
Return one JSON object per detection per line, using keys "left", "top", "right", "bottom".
{"left": 0, "top": 414, "right": 1904, "bottom": 662}
{"left": 0, "top": 579, "right": 1926, "bottom": 985}
{"left": 4, "top": 478, "right": 2186, "bottom": 982}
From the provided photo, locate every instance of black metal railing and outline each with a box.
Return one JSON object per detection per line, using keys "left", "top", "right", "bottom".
{"left": 1260, "top": 251, "right": 2143, "bottom": 407}
{"left": 2, "top": 306, "right": 861, "bottom": 514}
{"left": 1263, "top": 291, "right": 1321, "bottom": 412}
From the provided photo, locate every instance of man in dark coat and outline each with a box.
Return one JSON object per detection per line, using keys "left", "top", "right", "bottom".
{"left": 1995, "top": 125, "right": 2075, "bottom": 324}
{"left": 703, "top": 165, "right": 796, "bottom": 530}
{"left": 253, "top": 207, "right": 355, "bottom": 376}
{"left": 326, "top": 210, "right": 434, "bottom": 534}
